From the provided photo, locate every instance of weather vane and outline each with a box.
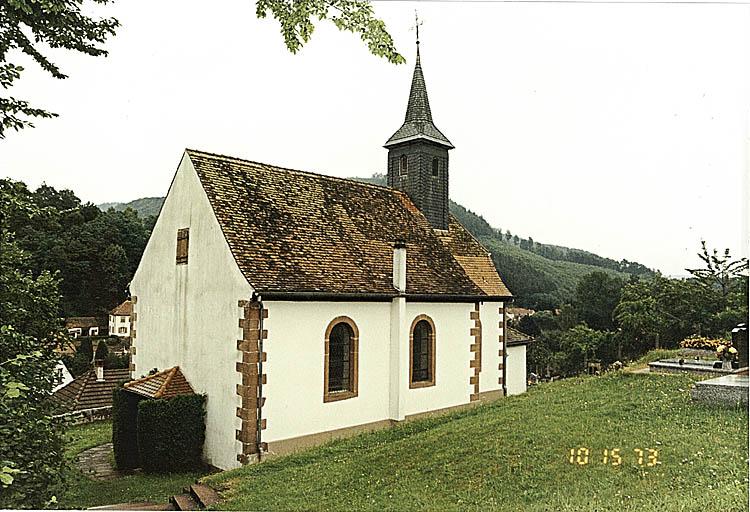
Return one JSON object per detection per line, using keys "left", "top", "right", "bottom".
{"left": 412, "top": 10, "right": 423, "bottom": 46}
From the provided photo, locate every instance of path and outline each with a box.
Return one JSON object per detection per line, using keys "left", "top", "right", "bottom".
{"left": 75, "top": 443, "right": 127, "bottom": 481}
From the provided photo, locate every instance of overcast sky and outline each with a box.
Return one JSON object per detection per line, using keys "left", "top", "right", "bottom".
{"left": 1, "top": 0, "right": 748, "bottom": 277}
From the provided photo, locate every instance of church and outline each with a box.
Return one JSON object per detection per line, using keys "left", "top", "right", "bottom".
{"left": 129, "top": 42, "right": 528, "bottom": 471}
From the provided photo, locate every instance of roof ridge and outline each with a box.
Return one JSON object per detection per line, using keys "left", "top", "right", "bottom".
{"left": 185, "top": 149, "right": 393, "bottom": 193}
{"left": 155, "top": 366, "right": 178, "bottom": 398}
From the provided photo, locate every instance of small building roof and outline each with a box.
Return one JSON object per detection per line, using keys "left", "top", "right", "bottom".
{"left": 507, "top": 327, "right": 534, "bottom": 346}
{"left": 65, "top": 317, "right": 106, "bottom": 330}
{"left": 53, "top": 368, "right": 131, "bottom": 412}
{"left": 123, "top": 366, "right": 194, "bottom": 399}
{"left": 186, "top": 149, "right": 510, "bottom": 301}
{"left": 110, "top": 299, "right": 133, "bottom": 317}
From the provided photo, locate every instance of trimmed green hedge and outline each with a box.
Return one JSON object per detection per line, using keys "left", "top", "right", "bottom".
{"left": 137, "top": 394, "right": 206, "bottom": 473}
{"left": 112, "top": 386, "right": 142, "bottom": 469}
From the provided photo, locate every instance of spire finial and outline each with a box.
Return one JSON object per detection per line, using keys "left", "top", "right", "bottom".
{"left": 412, "top": 10, "right": 423, "bottom": 59}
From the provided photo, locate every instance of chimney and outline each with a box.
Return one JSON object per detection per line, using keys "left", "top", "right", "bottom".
{"left": 95, "top": 359, "right": 105, "bottom": 382}
{"left": 393, "top": 239, "right": 406, "bottom": 293}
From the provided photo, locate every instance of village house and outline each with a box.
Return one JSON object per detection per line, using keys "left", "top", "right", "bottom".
{"left": 65, "top": 316, "right": 107, "bottom": 338}
{"left": 109, "top": 299, "right": 133, "bottom": 337}
{"left": 129, "top": 43, "right": 528, "bottom": 470}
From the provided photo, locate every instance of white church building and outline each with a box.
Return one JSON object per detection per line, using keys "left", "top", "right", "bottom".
{"left": 130, "top": 44, "right": 528, "bottom": 471}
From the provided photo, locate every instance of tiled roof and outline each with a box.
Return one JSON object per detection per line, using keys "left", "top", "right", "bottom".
{"left": 52, "top": 368, "right": 131, "bottom": 412}
{"left": 65, "top": 317, "right": 106, "bottom": 330}
{"left": 507, "top": 327, "right": 534, "bottom": 346}
{"left": 385, "top": 49, "right": 453, "bottom": 149}
{"left": 187, "top": 150, "right": 511, "bottom": 300}
{"left": 123, "top": 366, "right": 194, "bottom": 399}
{"left": 110, "top": 299, "right": 133, "bottom": 316}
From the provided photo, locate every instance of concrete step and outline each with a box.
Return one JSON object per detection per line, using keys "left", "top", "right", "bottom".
{"left": 170, "top": 494, "right": 200, "bottom": 511}
{"left": 189, "top": 483, "right": 220, "bottom": 509}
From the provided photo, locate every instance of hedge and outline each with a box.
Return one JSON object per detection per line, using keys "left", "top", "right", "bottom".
{"left": 112, "top": 386, "right": 142, "bottom": 469}
{"left": 137, "top": 394, "right": 206, "bottom": 473}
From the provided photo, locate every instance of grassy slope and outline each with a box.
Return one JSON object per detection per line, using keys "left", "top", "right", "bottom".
{"left": 58, "top": 421, "right": 208, "bottom": 509}
{"left": 205, "top": 373, "right": 748, "bottom": 512}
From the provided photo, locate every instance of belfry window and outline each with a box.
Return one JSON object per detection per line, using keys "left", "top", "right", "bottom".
{"left": 432, "top": 158, "right": 439, "bottom": 177}
{"left": 324, "top": 317, "right": 359, "bottom": 402}
{"left": 399, "top": 155, "right": 408, "bottom": 175}
{"left": 410, "top": 316, "right": 436, "bottom": 388}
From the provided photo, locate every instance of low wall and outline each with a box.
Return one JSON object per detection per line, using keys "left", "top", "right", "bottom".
{"left": 54, "top": 406, "right": 112, "bottom": 425}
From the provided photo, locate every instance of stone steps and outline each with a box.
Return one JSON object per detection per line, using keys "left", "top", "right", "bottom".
{"left": 169, "top": 483, "right": 221, "bottom": 511}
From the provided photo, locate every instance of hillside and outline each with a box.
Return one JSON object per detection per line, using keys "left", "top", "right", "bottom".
{"left": 99, "top": 178, "right": 654, "bottom": 309}
{"left": 98, "top": 197, "right": 164, "bottom": 218}
{"left": 204, "top": 371, "right": 748, "bottom": 511}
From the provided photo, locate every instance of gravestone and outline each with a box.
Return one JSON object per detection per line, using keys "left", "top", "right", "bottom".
{"left": 732, "top": 323, "right": 748, "bottom": 368}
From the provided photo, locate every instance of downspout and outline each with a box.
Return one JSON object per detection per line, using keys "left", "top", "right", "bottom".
{"left": 502, "top": 303, "right": 508, "bottom": 396}
{"left": 252, "top": 291, "right": 265, "bottom": 461}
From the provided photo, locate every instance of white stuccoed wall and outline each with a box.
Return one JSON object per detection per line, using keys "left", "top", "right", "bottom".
{"left": 261, "top": 301, "right": 392, "bottom": 443}
{"left": 506, "top": 345, "right": 528, "bottom": 395}
{"left": 130, "top": 153, "right": 251, "bottom": 470}
{"left": 402, "top": 302, "right": 474, "bottom": 417}
{"left": 478, "top": 301, "right": 504, "bottom": 394}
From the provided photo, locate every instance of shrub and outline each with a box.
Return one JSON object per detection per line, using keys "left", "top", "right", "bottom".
{"left": 112, "top": 386, "right": 141, "bottom": 470}
{"left": 679, "top": 335, "right": 728, "bottom": 351}
{"left": 137, "top": 394, "right": 206, "bottom": 473}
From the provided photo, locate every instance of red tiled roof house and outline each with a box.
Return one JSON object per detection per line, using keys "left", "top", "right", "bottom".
{"left": 129, "top": 44, "right": 526, "bottom": 470}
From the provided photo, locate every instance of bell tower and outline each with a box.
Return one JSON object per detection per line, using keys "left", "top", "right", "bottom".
{"left": 385, "top": 28, "right": 454, "bottom": 230}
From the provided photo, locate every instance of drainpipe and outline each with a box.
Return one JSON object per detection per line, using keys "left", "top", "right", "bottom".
{"left": 251, "top": 291, "right": 265, "bottom": 461}
{"left": 389, "top": 239, "right": 407, "bottom": 422}
{"left": 502, "top": 303, "right": 508, "bottom": 396}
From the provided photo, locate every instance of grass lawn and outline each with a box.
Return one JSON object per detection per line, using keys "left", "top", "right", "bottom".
{"left": 57, "top": 421, "right": 210, "bottom": 509}
{"left": 205, "top": 371, "right": 748, "bottom": 512}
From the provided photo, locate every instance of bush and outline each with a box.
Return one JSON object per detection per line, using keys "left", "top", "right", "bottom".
{"left": 679, "top": 335, "right": 728, "bottom": 351}
{"left": 137, "top": 394, "right": 206, "bottom": 473}
{"left": 112, "top": 386, "right": 141, "bottom": 470}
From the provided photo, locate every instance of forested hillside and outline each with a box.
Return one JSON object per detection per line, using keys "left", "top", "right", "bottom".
{"left": 100, "top": 175, "right": 654, "bottom": 309}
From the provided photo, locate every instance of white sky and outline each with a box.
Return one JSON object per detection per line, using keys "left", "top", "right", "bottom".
{"left": 1, "top": 0, "right": 748, "bottom": 277}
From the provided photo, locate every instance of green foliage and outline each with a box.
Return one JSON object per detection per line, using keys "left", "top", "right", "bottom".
{"left": 4, "top": 179, "right": 153, "bottom": 316}
{"left": 0, "top": 0, "right": 119, "bottom": 137}
{"left": 687, "top": 241, "right": 749, "bottom": 297}
{"left": 205, "top": 373, "right": 748, "bottom": 511}
{"left": 574, "top": 271, "right": 624, "bottom": 331}
{"left": 112, "top": 387, "right": 142, "bottom": 470}
{"left": 256, "top": 0, "right": 404, "bottom": 64}
{"left": 0, "top": 183, "right": 66, "bottom": 508}
{"left": 137, "top": 395, "right": 206, "bottom": 473}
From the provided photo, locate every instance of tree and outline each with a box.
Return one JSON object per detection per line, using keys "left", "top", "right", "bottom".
{"left": 0, "top": 185, "right": 65, "bottom": 508}
{"left": 574, "top": 271, "right": 624, "bottom": 331}
{"left": 686, "top": 241, "right": 748, "bottom": 298}
{"left": 256, "top": 0, "right": 403, "bottom": 64}
{"left": 0, "top": 1, "right": 119, "bottom": 137}
{"left": 94, "top": 339, "right": 109, "bottom": 361}
{"left": 79, "top": 338, "right": 94, "bottom": 363}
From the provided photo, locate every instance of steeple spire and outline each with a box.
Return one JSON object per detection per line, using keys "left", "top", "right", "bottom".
{"left": 384, "top": 21, "right": 453, "bottom": 150}
{"left": 384, "top": 24, "right": 454, "bottom": 230}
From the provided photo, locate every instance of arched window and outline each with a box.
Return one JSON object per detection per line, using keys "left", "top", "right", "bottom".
{"left": 432, "top": 158, "right": 439, "bottom": 177}
{"left": 399, "top": 155, "right": 408, "bottom": 175}
{"left": 410, "top": 315, "right": 436, "bottom": 388}
{"left": 324, "top": 317, "right": 359, "bottom": 402}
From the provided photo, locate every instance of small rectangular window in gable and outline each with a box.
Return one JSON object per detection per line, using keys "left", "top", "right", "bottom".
{"left": 176, "top": 228, "right": 189, "bottom": 264}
